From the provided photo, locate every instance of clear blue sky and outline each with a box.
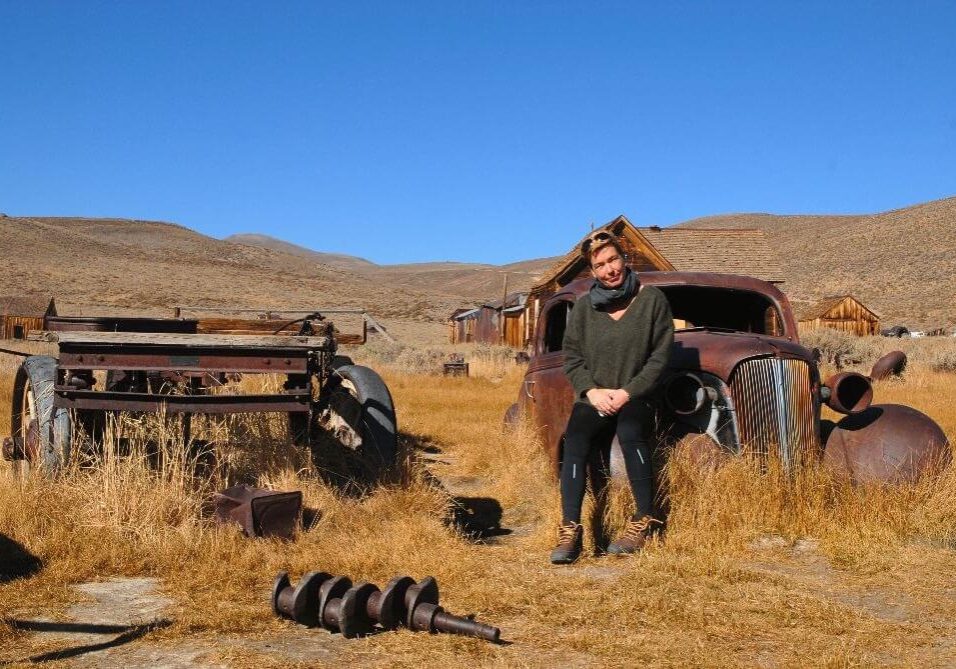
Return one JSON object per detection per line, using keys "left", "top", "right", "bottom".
{"left": 2, "top": 2, "right": 954, "bottom": 264}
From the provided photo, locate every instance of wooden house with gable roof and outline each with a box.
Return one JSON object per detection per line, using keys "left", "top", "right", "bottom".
{"left": 796, "top": 296, "right": 879, "bottom": 336}
{"left": 0, "top": 296, "right": 57, "bottom": 340}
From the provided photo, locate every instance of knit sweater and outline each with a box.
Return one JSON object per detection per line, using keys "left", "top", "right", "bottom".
{"left": 562, "top": 286, "right": 674, "bottom": 402}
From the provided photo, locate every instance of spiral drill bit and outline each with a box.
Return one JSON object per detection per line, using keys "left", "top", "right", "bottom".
{"left": 272, "top": 571, "right": 500, "bottom": 642}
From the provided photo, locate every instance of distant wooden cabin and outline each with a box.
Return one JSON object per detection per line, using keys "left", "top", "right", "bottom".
{"left": 0, "top": 297, "right": 57, "bottom": 340}
{"left": 449, "top": 307, "right": 478, "bottom": 344}
{"left": 797, "top": 296, "right": 879, "bottom": 336}
{"left": 449, "top": 293, "right": 529, "bottom": 346}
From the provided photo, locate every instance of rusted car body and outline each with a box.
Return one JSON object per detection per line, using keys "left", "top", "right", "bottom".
{"left": 508, "top": 272, "right": 948, "bottom": 483}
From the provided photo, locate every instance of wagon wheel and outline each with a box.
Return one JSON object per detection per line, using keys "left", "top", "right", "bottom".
{"left": 309, "top": 364, "right": 398, "bottom": 493}
{"left": 287, "top": 355, "right": 354, "bottom": 448}
{"left": 10, "top": 356, "right": 72, "bottom": 476}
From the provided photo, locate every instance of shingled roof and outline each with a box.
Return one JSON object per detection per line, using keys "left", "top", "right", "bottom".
{"left": 638, "top": 227, "right": 785, "bottom": 283}
{"left": 0, "top": 296, "right": 56, "bottom": 316}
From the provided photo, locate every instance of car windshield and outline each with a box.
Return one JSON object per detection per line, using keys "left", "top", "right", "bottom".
{"left": 657, "top": 285, "right": 785, "bottom": 336}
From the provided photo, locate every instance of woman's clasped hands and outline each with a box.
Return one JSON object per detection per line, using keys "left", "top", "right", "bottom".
{"left": 585, "top": 387, "right": 630, "bottom": 417}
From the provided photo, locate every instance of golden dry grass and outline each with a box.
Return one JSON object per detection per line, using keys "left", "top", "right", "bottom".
{"left": 2, "top": 350, "right": 956, "bottom": 667}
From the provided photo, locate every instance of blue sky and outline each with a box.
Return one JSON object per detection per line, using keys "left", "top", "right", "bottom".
{"left": 1, "top": 2, "right": 954, "bottom": 264}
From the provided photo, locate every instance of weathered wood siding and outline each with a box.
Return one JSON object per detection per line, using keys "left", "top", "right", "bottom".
{"left": 1, "top": 315, "right": 44, "bottom": 340}
{"left": 799, "top": 297, "right": 879, "bottom": 336}
{"left": 502, "top": 311, "right": 526, "bottom": 348}
{"left": 450, "top": 315, "right": 478, "bottom": 344}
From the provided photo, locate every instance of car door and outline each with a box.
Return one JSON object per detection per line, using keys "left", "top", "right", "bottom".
{"left": 522, "top": 296, "right": 576, "bottom": 473}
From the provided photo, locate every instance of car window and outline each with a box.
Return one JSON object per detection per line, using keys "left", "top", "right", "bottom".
{"left": 659, "top": 286, "right": 787, "bottom": 335}
{"left": 542, "top": 300, "right": 573, "bottom": 353}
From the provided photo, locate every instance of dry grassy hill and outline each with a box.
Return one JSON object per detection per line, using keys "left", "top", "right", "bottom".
{"left": 225, "top": 233, "right": 376, "bottom": 271}
{"left": 0, "top": 216, "right": 466, "bottom": 343}
{"left": 678, "top": 196, "right": 956, "bottom": 329}
{"left": 224, "top": 233, "right": 557, "bottom": 301}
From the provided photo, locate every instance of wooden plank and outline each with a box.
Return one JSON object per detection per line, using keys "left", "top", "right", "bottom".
{"left": 30, "top": 331, "right": 332, "bottom": 349}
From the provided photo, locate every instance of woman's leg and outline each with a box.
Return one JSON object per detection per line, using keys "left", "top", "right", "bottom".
{"left": 560, "top": 402, "right": 613, "bottom": 523}
{"left": 614, "top": 400, "right": 655, "bottom": 518}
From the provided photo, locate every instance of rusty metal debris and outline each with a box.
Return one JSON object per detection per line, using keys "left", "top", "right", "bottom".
{"left": 443, "top": 354, "right": 469, "bottom": 377}
{"left": 213, "top": 485, "right": 303, "bottom": 539}
{"left": 272, "top": 572, "right": 500, "bottom": 642}
{"left": 823, "top": 372, "right": 873, "bottom": 415}
{"left": 823, "top": 403, "right": 951, "bottom": 484}
{"left": 870, "top": 350, "right": 907, "bottom": 381}
{"left": 1, "top": 436, "right": 17, "bottom": 461}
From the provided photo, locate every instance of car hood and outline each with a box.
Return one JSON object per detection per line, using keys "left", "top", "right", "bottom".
{"left": 670, "top": 329, "right": 814, "bottom": 381}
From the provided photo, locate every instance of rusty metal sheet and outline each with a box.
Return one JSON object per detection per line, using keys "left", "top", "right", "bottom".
{"left": 214, "top": 484, "right": 302, "bottom": 539}
{"left": 58, "top": 349, "right": 311, "bottom": 374}
{"left": 670, "top": 330, "right": 813, "bottom": 382}
{"left": 45, "top": 316, "right": 198, "bottom": 334}
{"left": 54, "top": 389, "right": 311, "bottom": 414}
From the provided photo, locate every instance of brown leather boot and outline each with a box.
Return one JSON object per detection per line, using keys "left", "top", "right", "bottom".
{"left": 607, "top": 515, "right": 661, "bottom": 555}
{"left": 549, "top": 521, "right": 584, "bottom": 564}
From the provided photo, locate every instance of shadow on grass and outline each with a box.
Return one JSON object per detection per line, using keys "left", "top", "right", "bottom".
{"left": 1, "top": 618, "right": 173, "bottom": 665}
{"left": 0, "top": 534, "right": 42, "bottom": 583}
{"left": 401, "top": 431, "right": 514, "bottom": 543}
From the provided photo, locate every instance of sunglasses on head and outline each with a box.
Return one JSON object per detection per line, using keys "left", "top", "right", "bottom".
{"left": 580, "top": 230, "right": 614, "bottom": 255}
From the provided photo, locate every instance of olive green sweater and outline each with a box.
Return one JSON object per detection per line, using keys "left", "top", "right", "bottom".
{"left": 562, "top": 286, "right": 674, "bottom": 402}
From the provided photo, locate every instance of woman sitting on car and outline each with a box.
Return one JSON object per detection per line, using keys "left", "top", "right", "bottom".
{"left": 551, "top": 230, "right": 674, "bottom": 564}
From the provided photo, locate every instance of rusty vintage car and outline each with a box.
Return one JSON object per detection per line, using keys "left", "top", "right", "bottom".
{"left": 506, "top": 272, "right": 949, "bottom": 484}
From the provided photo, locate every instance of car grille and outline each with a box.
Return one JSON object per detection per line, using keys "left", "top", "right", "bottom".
{"left": 729, "top": 358, "right": 819, "bottom": 469}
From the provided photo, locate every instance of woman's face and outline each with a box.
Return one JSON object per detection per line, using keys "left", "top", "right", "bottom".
{"left": 590, "top": 244, "right": 625, "bottom": 288}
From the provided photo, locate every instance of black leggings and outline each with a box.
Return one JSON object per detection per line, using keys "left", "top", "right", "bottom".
{"left": 560, "top": 400, "right": 655, "bottom": 524}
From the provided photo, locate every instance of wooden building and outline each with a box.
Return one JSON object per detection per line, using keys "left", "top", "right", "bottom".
{"left": 449, "top": 293, "right": 528, "bottom": 346}
{"left": 0, "top": 296, "right": 57, "bottom": 340}
{"left": 449, "top": 308, "right": 476, "bottom": 344}
{"left": 797, "top": 296, "right": 880, "bottom": 336}
{"left": 495, "top": 293, "right": 529, "bottom": 348}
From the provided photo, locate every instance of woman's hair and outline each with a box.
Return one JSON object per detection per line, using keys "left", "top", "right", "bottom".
{"left": 580, "top": 230, "right": 626, "bottom": 266}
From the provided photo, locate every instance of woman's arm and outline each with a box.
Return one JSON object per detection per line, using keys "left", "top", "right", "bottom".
{"left": 562, "top": 300, "right": 597, "bottom": 400}
{"left": 621, "top": 292, "right": 675, "bottom": 400}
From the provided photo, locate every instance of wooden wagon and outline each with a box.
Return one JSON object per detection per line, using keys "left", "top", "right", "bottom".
{"left": 3, "top": 311, "right": 397, "bottom": 486}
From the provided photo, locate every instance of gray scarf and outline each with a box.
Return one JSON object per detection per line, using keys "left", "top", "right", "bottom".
{"left": 589, "top": 269, "right": 639, "bottom": 310}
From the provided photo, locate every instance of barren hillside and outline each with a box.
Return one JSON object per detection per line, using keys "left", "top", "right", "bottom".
{"left": 224, "top": 233, "right": 376, "bottom": 271}
{"left": 0, "top": 217, "right": 463, "bottom": 343}
{"left": 678, "top": 196, "right": 956, "bottom": 329}
{"left": 225, "top": 233, "right": 557, "bottom": 300}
